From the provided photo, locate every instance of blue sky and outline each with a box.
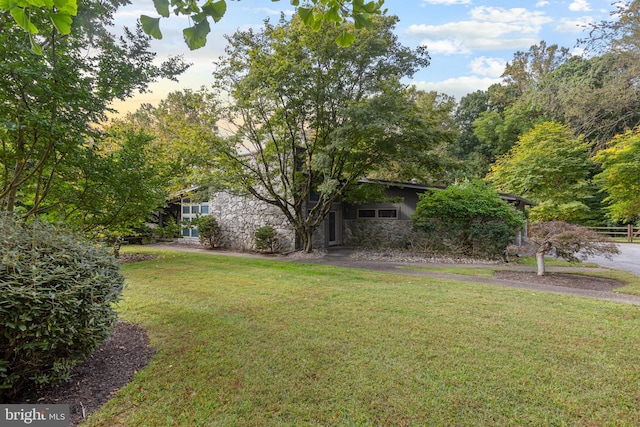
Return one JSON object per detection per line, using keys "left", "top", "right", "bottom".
{"left": 112, "top": 0, "right": 618, "bottom": 114}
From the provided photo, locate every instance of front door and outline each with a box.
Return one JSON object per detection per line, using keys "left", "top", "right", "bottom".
{"left": 328, "top": 210, "right": 341, "bottom": 246}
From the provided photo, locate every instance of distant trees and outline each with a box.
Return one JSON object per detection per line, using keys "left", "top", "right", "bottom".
{"left": 486, "top": 122, "right": 593, "bottom": 223}
{"left": 593, "top": 128, "right": 640, "bottom": 223}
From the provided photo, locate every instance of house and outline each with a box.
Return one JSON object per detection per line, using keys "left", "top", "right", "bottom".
{"left": 178, "top": 179, "right": 533, "bottom": 252}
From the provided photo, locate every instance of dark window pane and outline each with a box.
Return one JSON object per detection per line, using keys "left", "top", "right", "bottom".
{"left": 358, "top": 209, "right": 376, "bottom": 218}
{"left": 378, "top": 209, "right": 397, "bottom": 218}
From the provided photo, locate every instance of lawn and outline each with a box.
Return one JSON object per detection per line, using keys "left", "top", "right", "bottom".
{"left": 85, "top": 248, "right": 640, "bottom": 426}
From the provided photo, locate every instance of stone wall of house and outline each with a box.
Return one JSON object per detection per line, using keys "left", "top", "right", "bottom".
{"left": 184, "top": 191, "right": 296, "bottom": 252}
{"left": 344, "top": 219, "right": 413, "bottom": 248}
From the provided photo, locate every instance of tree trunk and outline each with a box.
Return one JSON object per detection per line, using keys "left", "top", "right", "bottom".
{"left": 302, "top": 228, "right": 314, "bottom": 253}
{"left": 536, "top": 251, "right": 546, "bottom": 276}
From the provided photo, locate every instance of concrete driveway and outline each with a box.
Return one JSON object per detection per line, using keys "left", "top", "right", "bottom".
{"left": 585, "top": 243, "right": 640, "bottom": 276}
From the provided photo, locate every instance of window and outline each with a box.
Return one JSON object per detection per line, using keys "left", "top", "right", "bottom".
{"left": 181, "top": 199, "right": 209, "bottom": 238}
{"left": 357, "top": 208, "right": 398, "bottom": 219}
{"left": 357, "top": 209, "right": 376, "bottom": 218}
{"left": 378, "top": 209, "right": 397, "bottom": 218}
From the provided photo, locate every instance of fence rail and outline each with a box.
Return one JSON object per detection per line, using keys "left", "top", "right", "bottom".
{"left": 589, "top": 225, "right": 640, "bottom": 243}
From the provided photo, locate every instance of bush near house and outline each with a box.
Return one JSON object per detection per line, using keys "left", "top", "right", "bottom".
{"left": 411, "top": 180, "right": 525, "bottom": 259}
{"left": 0, "top": 216, "right": 124, "bottom": 400}
{"left": 255, "top": 226, "right": 278, "bottom": 253}
{"left": 193, "top": 215, "right": 223, "bottom": 249}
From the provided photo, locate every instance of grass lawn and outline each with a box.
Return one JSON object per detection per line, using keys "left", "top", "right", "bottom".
{"left": 85, "top": 248, "right": 640, "bottom": 426}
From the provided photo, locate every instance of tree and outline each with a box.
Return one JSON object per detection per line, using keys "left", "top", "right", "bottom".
{"left": 212, "top": 14, "right": 429, "bottom": 252}
{"left": 120, "top": 88, "right": 223, "bottom": 194}
{"left": 142, "top": 0, "right": 386, "bottom": 49}
{"left": 593, "top": 128, "right": 640, "bottom": 223}
{"left": 528, "top": 221, "right": 618, "bottom": 276}
{"left": 486, "top": 122, "right": 593, "bottom": 223}
{"left": 370, "top": 90, "right": 459, "bottom": 185}
{"left": 501, "top": 41, "right": 571, "bottom": 97}
{"left": 2, "top": 0, "right": 386, "bottom": 51}
{"left": 0, "top": 0, "right": 186, "bottom": 221}
{"left": 527, "top": 54, "right": 640, "bottom": 151}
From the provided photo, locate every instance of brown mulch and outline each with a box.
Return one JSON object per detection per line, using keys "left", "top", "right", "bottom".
{"left": 117, "top": 253, "right": 158, "bottom": 264}
{"left": 14, "top": 322, "right": 154, "bottom": 426}
{"left": 12, "top": 250, "right": 158, "bottom": 426}
{"left": 495, "top": 271, "right": 625, "bottom": 291}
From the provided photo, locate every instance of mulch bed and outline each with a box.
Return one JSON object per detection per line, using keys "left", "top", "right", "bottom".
{"left": 495, "top": 271, "right": 625, "bottom": 291}
{"left": 14, "top": 322, "right": 155, "bottom": 426}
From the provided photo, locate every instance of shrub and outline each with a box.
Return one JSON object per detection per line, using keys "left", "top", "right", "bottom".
{"left": 412, "top": 180, "right": 525, "bottom": 259}
{"left": 0, "top": 216, "right": 124, "bottom": 400}
{"left": 255, "top": 226, "right": 277, "bottom": 252}
{"left": 193, "top": 215, "right": 222, "bottom": 248}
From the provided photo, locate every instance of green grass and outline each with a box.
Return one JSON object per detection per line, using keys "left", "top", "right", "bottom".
{"left": 85, "top": 248, "right": 640, "bottom": 426}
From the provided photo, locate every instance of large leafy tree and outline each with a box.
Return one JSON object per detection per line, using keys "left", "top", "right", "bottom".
{"left": 370, "top": 90, "right": 459, "bottom": 185}
{"left": 120, "top": 88, "right": 223, "bottom": 194}
{"left": 212, "top": 14, "right": 429, "bottom": 252}
{"left": 527, "top": 53, "right": 640, "bottom": 151}
{"left": 486, "top": 121, "right": 593, "bottom": 223}
{"left": 593, "top": 128, "right": 640, "bottom": 223}
{"left": 0, "top": 0, "right": 187, "bottom": 223}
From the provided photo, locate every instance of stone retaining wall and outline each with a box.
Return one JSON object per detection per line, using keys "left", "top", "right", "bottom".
{"left": 344, "top": 219, "right": 412, "bottom": 248}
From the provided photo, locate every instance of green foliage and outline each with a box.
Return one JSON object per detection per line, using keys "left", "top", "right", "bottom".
{"left": 593, "top": 127, "right": 640, "bottom": 223}
{"left": 122, "top": 88, "right": 223, "bottom": 194}
{"left": 193, "top": 215, "right": 222, "bottom": 248}
{"left": 254, "top": 226, "right": 277, "bottom": 253}
{"left": 139, "top": 0, "right": 385, "bottom": 49}
{"left": 0, "top": 0, "right": 187, "bottom": 223}
{"left": 487, "top": 121, "right": 593, "bottom": 223}
{"left": 213, "top": 14, "right": 428, "bottom": 252}
{"left": 0, "top": 215, "right": 124, "bottom": 400}
{"left": 0, "top": 0, "right": 77, "bottom": 53}
{"left": 411, "top": 181, "right": 524, "bottom": 258}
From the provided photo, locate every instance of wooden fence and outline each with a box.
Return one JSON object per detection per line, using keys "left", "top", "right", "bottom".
{"left": 589, "top": 225, "right": 640, "bottom": 243}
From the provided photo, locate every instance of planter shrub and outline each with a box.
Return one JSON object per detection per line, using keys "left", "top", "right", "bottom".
{"left": 0, "top": 216, "right": 124, "bottom": 400}
{"left": 255, "top": 226, "right": 277, "bottom": 252}
{"left": 411, "top": 180, "right": 525, "bottom": 259}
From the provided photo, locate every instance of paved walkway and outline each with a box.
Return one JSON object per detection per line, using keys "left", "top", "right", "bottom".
{"left": 146, "top": 243, "right": 640, "bottom": 307}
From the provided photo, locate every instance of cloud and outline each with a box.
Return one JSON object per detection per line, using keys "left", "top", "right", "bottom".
{"left": 469, "top": 7, "right": 552, "bottom": 26}
{"left": 555, "top": 16, "right": 594, "bottom": 33}
{"left": 569, "top": 0, "right": 592, "bottom": 12}
{"left": 407, "top": 6, "right": 551, "bottom": 53}
{"left": 469, "top": 56, "right": 506, "bottom": 77}
{"left": 411, "top": 76, "right": 501, "bottom": 100}
{"left": 536, "top": 1, "right": 550, "bottom": 6}
{"left": 421, "top": 39, "right": 471, "bottom": 55}
{"left": 421, "top": 0, "right": 471, "bottom": 4}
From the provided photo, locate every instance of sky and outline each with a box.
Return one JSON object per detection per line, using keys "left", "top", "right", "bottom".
{"left": 111, "top": 0, "right": 619, "bottom": 115}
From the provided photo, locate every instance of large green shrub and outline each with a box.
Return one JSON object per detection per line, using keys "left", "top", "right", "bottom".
{"left": 0, "top": 216, "right": 124, "bottom": 400}
{"left": 411, "top": 180, "right": 525, "bottom": 258}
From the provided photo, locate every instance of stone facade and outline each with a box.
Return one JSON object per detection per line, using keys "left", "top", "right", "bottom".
{"left": 344, "top": 219, "right": 413, "bottom": 248}
{"left": 182, "top": 191, "right": 296, "bottom": 252}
